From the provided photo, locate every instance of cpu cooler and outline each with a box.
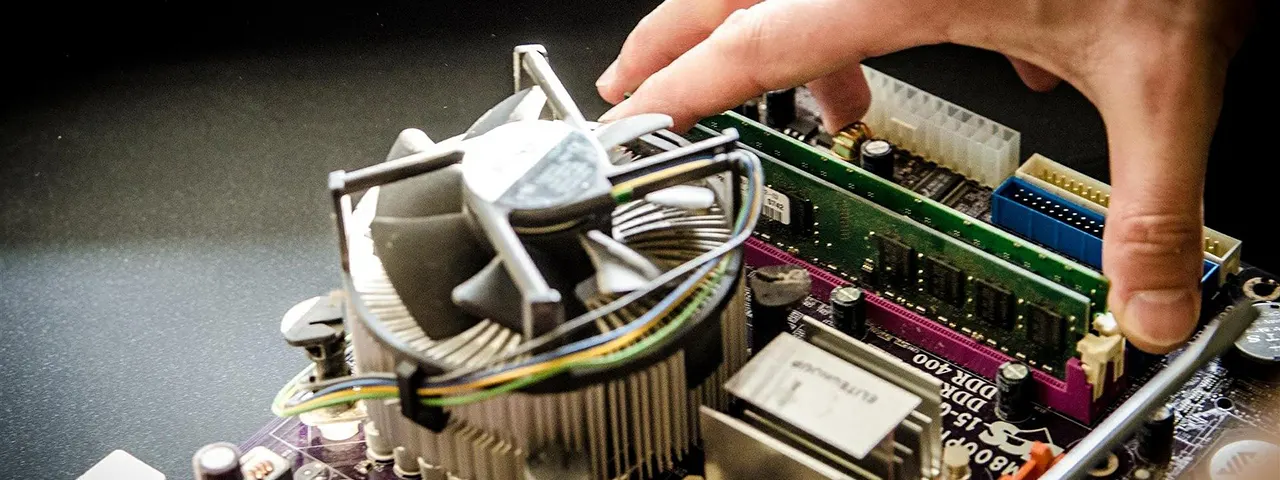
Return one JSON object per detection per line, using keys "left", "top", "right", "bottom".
{"left": 276, "top": 45, "right": 762, "bottom": 480}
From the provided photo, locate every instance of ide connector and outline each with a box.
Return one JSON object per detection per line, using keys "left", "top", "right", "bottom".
{"left": 704, "top": 316, "right": 942, "bottom": 480}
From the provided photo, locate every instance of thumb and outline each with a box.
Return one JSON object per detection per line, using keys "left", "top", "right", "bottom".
{"left": 1097, "top": 56, "right": 1225, "bottom": 354}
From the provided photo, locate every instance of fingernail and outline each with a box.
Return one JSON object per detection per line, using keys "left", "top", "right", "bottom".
{"left": 599, "top": 101, "right": 627, "bottom": 123}
{"left": 596, "top": 60, "right": 620, "bottom": 89}
{"left": 1121, "top": 288, "right": 1198, "bottom": 352}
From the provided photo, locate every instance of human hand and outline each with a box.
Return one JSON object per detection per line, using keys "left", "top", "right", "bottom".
{"left": 597, "top": 0, "right": 1252, "bottom": 353}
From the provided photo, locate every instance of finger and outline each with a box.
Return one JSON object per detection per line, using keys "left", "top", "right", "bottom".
{"left": 806, "top": 62, "right": 873, "bottom": 133}
{"left": 601, "top": 0, "right": 950, "bottom": 130}
{"left": 1006, "top": 55, "right": 1062, "bottom": 92}
{"left": 596, "top": 0, "right": 762, "bottom": 104}
{"left": 1098, "top": 62, "right": 1225, "bottom": 353}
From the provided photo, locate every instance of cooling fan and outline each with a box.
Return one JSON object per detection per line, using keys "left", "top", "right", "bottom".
{"left": 274, "top": 45, "right": 764, "bottom": 480}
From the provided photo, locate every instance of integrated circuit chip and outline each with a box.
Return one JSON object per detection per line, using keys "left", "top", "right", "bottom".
{"left": 1026, "top": 303, "right": 1066, "bottom": 350}
{"left": 922, "top": 257, "right": 965, "bottom": 307}
{"left": 912, "top": 168, "right": 964, "bottom": 200}
{"left": 943, "top": 181, "right": 993, "bottom": 220}
{"left": 974, "top": 279, "right": 1015, "bottom": 329}
{"left": 876, "top": 236, "right": 916, "bottom": 290}
{"left": 759, "top": 186, "right": 815, "bottom": 236}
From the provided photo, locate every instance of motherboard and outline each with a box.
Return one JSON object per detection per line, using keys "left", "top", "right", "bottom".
{"left": 204, "top": 49, "right": 1278, "bottom": 480}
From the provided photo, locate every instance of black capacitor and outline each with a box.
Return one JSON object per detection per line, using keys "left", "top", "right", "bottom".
{"left": 1137, "top": 405, "right": 1176, "bottom": 465}
{"left": 860, "top": 139, "right": 896, "bottom": 181}
{"left": 193, "top": 442, "right": 244, "bottom": 480}
{"left": 749, "top": 264, "right": 812, "bottom": 353}
{"left": 764, "top": 89, "right": 797, "bottom": 128}
{"left": 995, "top": 361, "right": 1033, "bottom": 422}
{"left": 830, "top": 286, "right": 867, "bottom": 338}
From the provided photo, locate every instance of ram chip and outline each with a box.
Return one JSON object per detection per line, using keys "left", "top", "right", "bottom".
{"left": 922, "top": 257, "right": 965, "bottom": 307}
{"left": 973, "top": 279, "right": 1015, "bottom": 329}
{"left": 912, "top": 168, "right": 964, "bottom": 200}
{"left": 759, "top": 186, "right": 815, "bottom": 236}
{"left": 894, "top": 156, "right": 937, "bottom": 189}
{"left": 943, "top": 181, "right": 993, "bottom": 220}
{"left": 783, "top": 117, "right": 822, "bottom": 143}
{"left": 875, "top": 236, "right": 916, "bottom": 290}
{"left": 1026, "top": 303, "right": 1066, "bottom": 350}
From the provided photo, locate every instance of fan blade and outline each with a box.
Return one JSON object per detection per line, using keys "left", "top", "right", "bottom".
{"left": 643, "top": 185, "right": 715, "bottom": 210}
{"left": 594, "top": 113, "right": 673, "bottom": 149}
{"left": 581, "top": 230, "right": 661, "bottom": 296}
{"left": 375, "top": 165, "right": 464, "bottom": 218}
{"left": 371, "top": 213, "right": 490, "bottom": 338}
{"left": 464, "top": 87, "right": 548, "bottom": 139}
{"left": 451, "top": 257, "right": 523, "bottom": 330}
{"left": 386, "top": 128, "right": 435, "bottom": 161}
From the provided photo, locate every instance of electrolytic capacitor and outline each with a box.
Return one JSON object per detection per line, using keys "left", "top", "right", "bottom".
{"left": 1136, "top": 404, "right": 1176, "bottom": 465}
{"left": 192, "top": 442, "right": 244, "bottom": 480}
{"left": 764, "top": 89, "right": 797, "bottom": 128}
{"left": 749, "top": 265, "right": 812, "bottom": 354}
{"left": 859, "top": 139, "right": 896, "bottom": 181}
{"left": 830, "top": 286, "right": 867, "bottom": 338}
{"left": 995, "top": 361, "right": 1033, "bottom": 422}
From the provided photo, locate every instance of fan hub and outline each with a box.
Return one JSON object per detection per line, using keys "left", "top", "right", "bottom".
{"left": 461, "top": 120, "right": 611, "bottom": 211}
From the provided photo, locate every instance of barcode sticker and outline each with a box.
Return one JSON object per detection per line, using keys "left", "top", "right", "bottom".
{"left": 761, "top": 186, "right": 791, "bottom": 225}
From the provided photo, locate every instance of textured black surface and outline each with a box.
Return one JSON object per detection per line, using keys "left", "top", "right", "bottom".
{"left": 0, "top": 2, "right": 1269, "bottom": 478}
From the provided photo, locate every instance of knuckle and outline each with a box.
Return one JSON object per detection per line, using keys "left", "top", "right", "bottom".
{"left": 709, "top": 6, "right": 787, "bottom": 90}
{"left": 1105, "top": 211, "right": 1202, "bottom": 263}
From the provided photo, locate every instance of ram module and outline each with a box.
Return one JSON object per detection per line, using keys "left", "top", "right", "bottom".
{"left": 694, "top": 112, "right": 1109, "bottom": 313}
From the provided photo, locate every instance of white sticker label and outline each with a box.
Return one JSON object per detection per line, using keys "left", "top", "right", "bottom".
{"left": 762, "top": 186, "right": 791, "bottom": 225}
{"left": 726, "top": 334, "right": 921, "bottom": 459}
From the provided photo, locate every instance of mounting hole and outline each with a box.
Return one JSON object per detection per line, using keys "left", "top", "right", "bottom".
{"left": 1087, "top": 452, "right": 1120, "bottom": 477}
{"left": 1216, "top": 397, "right": 1234, "bottom": 410}
{"left": 1244, "top": 277, "right": 1280, "bottom": 301}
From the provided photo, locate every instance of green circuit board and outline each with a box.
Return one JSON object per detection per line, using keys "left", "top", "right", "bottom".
{"left": 695, "top": 112, "right": 1109, "bottom": 311}
{"left": 739, "top": 147, "right": 1090, "bottom": 373}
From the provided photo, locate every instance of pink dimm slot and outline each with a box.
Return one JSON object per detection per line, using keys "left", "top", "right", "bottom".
{"left": 744, "top": 237, "right": 1110, "bottom": 423}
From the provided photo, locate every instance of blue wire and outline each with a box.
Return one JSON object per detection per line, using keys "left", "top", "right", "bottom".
{"left": 312, "top": 154, "right": 761, "bottom": 395}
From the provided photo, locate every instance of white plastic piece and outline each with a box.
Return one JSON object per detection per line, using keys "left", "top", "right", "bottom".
{"left": 393, "top": 446, "right": 421, "bottom": 477}
{"left": 1076, "top": 332, "right": 1126, "bottom": 401}
{"left": 1016, "top": 153, "right": 1242, "bottom": 282}
{"left": 644, "top": 185, "right": 716, "bottom": 210}
{"left": 316, "top": 420, "right": 361, "bottom": 441}
{"left": 364, "top": 421, "right": 396, "bottom": 462}
{"left": 1092, "top": 312, "right": 1120, "bottom": 337}
{"left": 861, "top": 66, "right": 1020, "bottom": 188}
{"left": 79, "top": 450, "right": 166, "bottom": 480}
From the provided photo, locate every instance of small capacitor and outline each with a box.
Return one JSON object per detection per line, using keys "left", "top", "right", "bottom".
{"left": 192, "top": 442, "right": 244, "bottom": 480}
{"left": 1136, "top": 404, "right": 1176, "bottom": 465}
{"left": 749, "top": 264, "right": 812, "bottom": 353}
{"left": 943, "top": 444, "right": 972, "bottom": 480}
{"left": 830, "top": 286, "right": 867, "bottom": 338}
{"left": 996, "top": 361, "right": 1033, "bottom": 422}
{"left": 859, "top": 139, "right": 896, "bottom": 181}
{"left": 764, "top": 89, "right": 797, "bottom": 128}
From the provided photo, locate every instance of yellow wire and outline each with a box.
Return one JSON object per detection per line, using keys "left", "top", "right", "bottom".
{"left": 285, "top": 272, "right": 715, "bottom": 411}
{"left": 610, "top": 159, "right": 714, "bottom": 198}
{"left": 287, "top": 162, "right": 762, "bottom": 413}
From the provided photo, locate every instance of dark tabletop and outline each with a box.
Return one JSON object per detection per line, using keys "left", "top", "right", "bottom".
{"left": 1, "top": 2, "right": 1269, "bottom": 478}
